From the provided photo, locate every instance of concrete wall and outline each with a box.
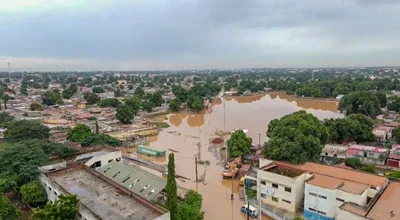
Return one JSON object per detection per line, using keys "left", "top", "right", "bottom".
{"left": 336, "top": 189, "right": 368, "bottom": 207}
{"left": 305, "top": 184, "right": 336, "bottom": 219}
{"left": 337, "top": 208, "right": 368, "bottom": 220}
{"left": 85, "top": 151, "right": 122, "bottom": 169}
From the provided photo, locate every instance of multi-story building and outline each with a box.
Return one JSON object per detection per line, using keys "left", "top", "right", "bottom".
{"left": 346, "top": 145, "right": 389, "bottom": 165}
{"left": 254, "top": 159, "right": 388, "bottom": 220}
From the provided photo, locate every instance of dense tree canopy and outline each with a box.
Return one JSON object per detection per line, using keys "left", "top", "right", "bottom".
{"left": 116, "top": 104, "right": 135, "bottom": 124}
{"left": 92, "top": 86, "right": 105, "bottom": 93}
{"left": 20, "top": 181, "right": 48, "bottom": 207}
{"left": 387, "top": 96, "right": 400, "bottom": 112}
{"left": 338, "top": 91, "right": 382, "bottom": 117}
{"left": 4, "top": 120, "right": 50, "bottom": 142}
{"left": 0, "top": 112, "right": 14, "bottom": 127}
{"left": 0, "top": 142, "right": 48, "bottom": 192}
{"left": 125, "top": 96, "right": 142, "bottom": 112}
{"left": 264, "top": 111, "right": 329, "bottom": 164}
{"left": 81, "top": 134, "right": 121, "bottom": 147}
{"left": 149, "top": 92, "right": 164, "bottom": 107}
{"left": 227, "top": 130, "right": 252, "bottom": 158}
{"left": 179, "top": 190, "right": 204, "bottom": 220}
{"left": 393, "top": 126, "right": 400, "bottom": 144}
{"left": 83, "top": 92, "right": 100, "bottom": 105}
{"left": 42, "top": 90, "right": 63, "bottom": 105}
{"left": 0, "top": 195, "right": 21, "bottom": 220}
{"left": 67, "top": 124, "right": 92, "bottom": 142}
{"left": 169, "top": 98, "right": 182, "bottom": 112}
{"left": 324, "top": 114, "right": 374, "bottom": 143}
{"left": 99, "top": 98, "right": 121, "bottom": 108}
{"left": 141, "top": 101, "right": 153, "bottom": 112}
{"left": 33, "top": 195, "right": 79, "bottom": 220}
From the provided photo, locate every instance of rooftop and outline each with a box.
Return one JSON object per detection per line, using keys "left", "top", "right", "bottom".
{"left": 48, "top": 165, "right": 166, "bottom": 220}
{"left": 277, "top": 162, "right": 387, "bottom": 189}
{"left": 341, "top": 202, "right": 368, "bottom": 217}
{"left": 367, "top": 182, "right": 400, "bottom": 220}
{"left": 262, "top": 164, "right": 305, "bottom": 178}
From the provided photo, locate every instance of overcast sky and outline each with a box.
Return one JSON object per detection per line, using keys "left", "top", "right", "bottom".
{"left": 1, "top": 0, "right": 400, "bottom": 71}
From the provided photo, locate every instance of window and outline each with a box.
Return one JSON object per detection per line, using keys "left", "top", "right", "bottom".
{"left": 272, "top": 197, "right": 278, "bottom": 202}
{"left": 364, "top": 152, "right": 367, "bottom": 157}
{"left": 282, "top": 199, "right": 291, "bottom": 204}
{"left": 334, "top": 154, "right": 337, "bottom": 158}
{"left": 336, "top": 198, "right": 345, "bottom": 202}
{"left": 261, "top": 181, "right": 266, "bottom": 185}
{"left": 325, "top": 152, "right": 328, "bottom": 156}
{"left": 261, "top": 193, "right": 267, "bottom": 199}
{"left": 272, "top": 183, "right": 278, "bottom": 189}
{"left": 77, "top": 213, "right": 82, "bottom": 218}
{"left": 116, "top": 157, "right": 121, "bottom": 162}
{"left": 309, "top": 207, "right": 316, "bottom": 212}
{"left": 318, "top": 195, "right": 327, "bottom": 199}
{"left": 309, "top": 192, "right": 317, "bottom": 197}
{"left": 48, "top": 186, "right": 52, "bottom": 191}
{"left": 54, "top": 191, "right": 58, "bottom": 195}
{"left": 284, "top": 187, "right": 291, "bottom": 193}
{"left": 318, "top": 211, "right": 327, "bottom": 215}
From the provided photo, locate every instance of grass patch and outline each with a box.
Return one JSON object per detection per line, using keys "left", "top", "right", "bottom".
{"left": 155, "top": 122, "right": 170, "bottom": 128}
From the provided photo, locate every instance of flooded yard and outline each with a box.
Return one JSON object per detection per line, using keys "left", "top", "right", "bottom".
{"left": 125, "top": 92, "right": 342, "bottom": 220}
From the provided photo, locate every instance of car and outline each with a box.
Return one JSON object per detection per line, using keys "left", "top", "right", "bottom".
{"left": 240, "top": 204, "right": 259, "bottom": 218}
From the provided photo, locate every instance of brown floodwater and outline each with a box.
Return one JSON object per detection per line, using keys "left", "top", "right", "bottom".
{"left": 142, "top": 92, "right": 342, "bottom": 220}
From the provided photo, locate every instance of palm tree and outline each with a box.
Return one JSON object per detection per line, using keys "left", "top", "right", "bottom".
{"left": 2, "top": 94, "right": 10, "bottom": 110}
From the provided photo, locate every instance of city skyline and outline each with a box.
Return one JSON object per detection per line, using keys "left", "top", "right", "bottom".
{"left": 1, "top": 0, "right": 400, "bottom": 71}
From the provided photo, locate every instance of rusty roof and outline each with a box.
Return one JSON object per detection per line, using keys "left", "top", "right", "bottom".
{"left": 367, "top": 182, "right": 400, "bottom": 220}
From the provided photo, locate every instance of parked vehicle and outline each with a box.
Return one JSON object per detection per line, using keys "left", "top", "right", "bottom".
{"left": 240, "top": 204, "right": 259, "bottom": 218}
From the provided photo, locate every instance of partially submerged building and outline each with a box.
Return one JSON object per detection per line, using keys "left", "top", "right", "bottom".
{"left": 39, "top": 149, "right": 170, "bottom": 220}
{"left": 387, "top": 144, "right": 400, "bottom": 168}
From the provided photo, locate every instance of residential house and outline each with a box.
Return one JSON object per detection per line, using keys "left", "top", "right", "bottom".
{"left": 373, "top": 126, "right": 394, "bottom": 142}
{"left": 320, "top": 144, "right": 348, "bottom": 164}
{"left": 387, "top": 144, "right": 400, "bottom": 168}
{"left": 346, "top": 145, "right": 389, "bottom": 165}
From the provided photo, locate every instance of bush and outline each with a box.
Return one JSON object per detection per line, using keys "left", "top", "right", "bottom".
{"left": 344, "top": 158, "right": 362, "bottom": 169}
{"left": 81, "top": 134, "right": 121, "bottom": 147}
{"left": 360, "top": 165, "right": 376, "bottom": 174}
{"left": 67, "top": 124, "right": 92, "bottom": 142}
{"left": 20, "top": 181, "right": 47, "bottom": 207}
{"left": 387, "top": 171, "right": 400, "bottom": 179}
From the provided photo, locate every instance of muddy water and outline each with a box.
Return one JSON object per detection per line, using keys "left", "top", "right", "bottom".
{"left": 143, "top": 92, "right": 342, "bottom": 220}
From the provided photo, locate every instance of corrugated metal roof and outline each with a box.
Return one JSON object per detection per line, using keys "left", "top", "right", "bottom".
{"left": 98, "top": 161, "right": 165, "bottom": 201}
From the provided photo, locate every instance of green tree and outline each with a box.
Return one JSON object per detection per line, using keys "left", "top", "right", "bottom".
{"left": 0, "top": 112, "right": 14, "bottom": 127}
{"left": 169, "top": 98, "right": 182, "bottom": 112}
{"left": 338, "top": 91, "right": 382, "bottom": 117}
{"left": 116, "top": 104, "right": 135, "bottom": 124}
{"left": 187, "top": 96, "right": 204, "bottom": 112}
{"left": 134, "top": 87, "right": 145, "bottom": 97}
{"left": 324, "top": 114, "right": 374, "bottom": 143}
{"left": 33, "top": 195, "right": 79, "bottom": 220}
{"left": 179, "top": 190, "right": 204, "bottom": 220}
{"left": 99, "top": 98, "right": 121, "bottom": 108}
{"left": 227, "top": 130, "right": 252, "bottom": 158}
{"left": 128, "top": 84, "right": 134, "bottom": 90}
{"left": 81, "top": 134, "right": 122, "bottom": 147}
{"left": 264, "top": 111, "right": 329, "bottom": 164}
{"left": 149, "top": 92, "right": 164, "bottom": 107}
{"left": 0, "top": 142, "right": 48, "bottom": 191}
{"left": 360, "top": 165, "right": 376, "bottom": 174}
{"left": 0, "top": 195, "right": 21, "bottom": 220}
{"left": 67, "top": 124, "right": 92, "bottom": 142}
{"left": 92, "top": 86, "right": 105, "bottom": 93}
{"left": 166, "top": 153, "right": 180, "bottom": 220}
{"left": 4, "top": 120, "right": 50, "bottom": 142}
{"left": 344, "top": 158, "right": 362, "bottom": 169}
{"left": 30, "top": 102, "right": 44, "bottom": 111}
{"left": 42, "top": 90, "right": 63, "bottom": 106}
{"left": 388, "top": 96, "right": 400, "bottom": 112}
{"left": 375, "top": 91, "right": 387, "bottom": 108}
{"left": 20, "top": 181, "right": 47, "bottom": 207}
{"left": 1, "top": 94, "right": 12, "bottom": 109}
{"left": 393, "top": 126, "right": 400, "bottom": 144}
{"left": 62, "top": 88, "right": 73, "bottom": 99}
{"left": 141, "top": 101, "right": 153, "bottom": 112}
{"left": 83, "top": 92, "right": 100, "bottom": 105}
{"left": 125, "top": 96, "right": 142, "bottom": 112}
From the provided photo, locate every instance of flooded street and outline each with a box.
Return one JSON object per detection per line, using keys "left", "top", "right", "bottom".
{"left": 127, "top": 92, "right": 342, "bottom": 220}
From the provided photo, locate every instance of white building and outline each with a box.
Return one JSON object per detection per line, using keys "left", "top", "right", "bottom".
{"left": 255, "top": 160, "right": 388, "bottom": 220}
{"left": 39, "top": 149, "right": 170, "bottom": 220}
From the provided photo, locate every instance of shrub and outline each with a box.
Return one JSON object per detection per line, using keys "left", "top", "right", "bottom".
{"left": 344, "top": 158, "right": 361, "bottom": 169}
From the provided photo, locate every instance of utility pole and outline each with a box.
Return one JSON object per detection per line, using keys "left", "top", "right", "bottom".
{"left": 247, "top": 200, "right": 250, "bottom": 220}
{"left": 231, "top": 174, "right": 234, "bottom": 200}
{"left": 7, "top": 62, "right": 10, "bottom": 77}
{"left": 195, "top": 156, "right": 198, "bottom": 182}
{"left": 258, "top": 133, "right": 261, "bottom": 146}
